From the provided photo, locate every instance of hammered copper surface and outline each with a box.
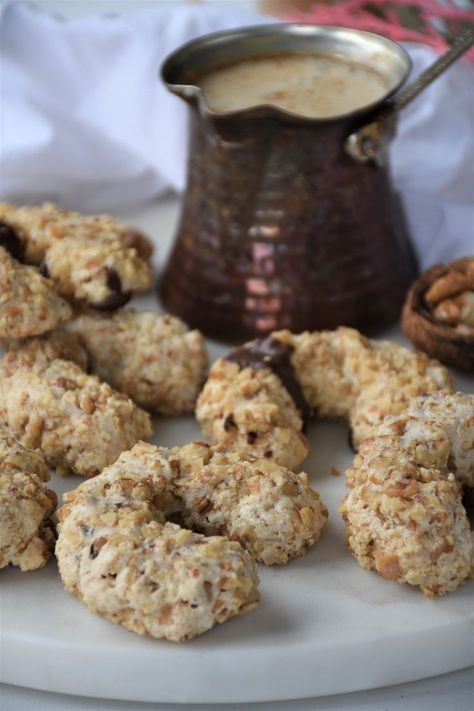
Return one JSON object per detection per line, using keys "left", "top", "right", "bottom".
{"left": 160, "top": 110, "right": 416, "bottom": 341}
{"left": 159, "top": 26, "right": 417, "bottom": 341}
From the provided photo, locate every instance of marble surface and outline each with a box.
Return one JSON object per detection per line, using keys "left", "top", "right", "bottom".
{"left": 1, "top": 668, "right": 474, "bottom": 711}
{"left": 0, "top": 196, "right": 473, "bottom": 704}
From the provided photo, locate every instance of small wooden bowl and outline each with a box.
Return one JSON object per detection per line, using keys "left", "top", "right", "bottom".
{"left": 402, "top": 263, "right": 474, "bottom": 372}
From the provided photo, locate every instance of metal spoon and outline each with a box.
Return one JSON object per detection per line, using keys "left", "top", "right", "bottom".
{"left": 345, "top": 28, "right": 474, "bottom": 164}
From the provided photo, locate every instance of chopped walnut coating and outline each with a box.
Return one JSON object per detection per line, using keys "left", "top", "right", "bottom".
{"left": 56, "top": 440, "right": 327, "bottom": 640}
{"left": 196, "top": 359, "right": 309, "bottom": 470}
{"left": 6, "top": 331, "right": 90, "bottom": 372}
{"left": 197, "top": 327, "right": 453, "bottom": 469}
{"left": 340, "top": 392, "right": 474, "bottom": 596}
{"left": 172, "top": 443, "right": 328, "bottom": 565}
{"left": 0, "top": 429, "right": 56, "bottom": 571}
{"left": 0, "top": 202, "right": 152, "bottom": 263}
{"left": 0, "top": 344, "right": 151, "bottom": 477}
{"left": 0, "top": 202, "right": 153, "bottom": 308}
{"left": 197, "top": 328, "right": 473, "bottom": 596}
{"left": 403, "top": 392, "right": 474, "bottom": 490}
{"left": 56, "top": 443, "right": 260, "bottom": 641}
{"left": 0, "top": 246, "right": 71, "bottom": 339}
{"left": 42, "top": 238, "right": 152, "bottom": 308}
{"left": 288, "top": 328, "right": 453, "bottom": 447}
{"left": 64, "top": 310, "right": 208, "bottom": 414}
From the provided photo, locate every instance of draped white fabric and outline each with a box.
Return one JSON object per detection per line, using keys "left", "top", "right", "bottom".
{"left": 1, "top": 0, "right": 473, "bottom": 268}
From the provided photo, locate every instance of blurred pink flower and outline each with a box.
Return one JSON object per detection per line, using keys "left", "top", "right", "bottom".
{"left": 283, "top": 0, "right": 474, "bottom": 60}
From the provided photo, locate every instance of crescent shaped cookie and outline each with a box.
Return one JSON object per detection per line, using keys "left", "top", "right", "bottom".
{"left": 56, "top": 441, "right": 327, "bottom": 640}
{"left": 0, "top": 430, "right": 57, "bottom": 571}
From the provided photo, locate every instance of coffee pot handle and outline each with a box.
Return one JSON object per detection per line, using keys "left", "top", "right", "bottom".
{"left": 345, "top": 28, "right": 474, "bottom": 165}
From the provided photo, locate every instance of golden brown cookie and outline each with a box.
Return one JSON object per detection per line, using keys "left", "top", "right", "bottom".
{"left": 0, "top": 342, "right": 151, "bottom": 477}
{"left": 340, "top": 392, "right": 474, "bottom": 596}
{"left": 65, "top": 310, "right": 208, "bottom": 414}
{"left": 0, "top": 202, "right": 153, "bottom": 309}
{"left": 197, "top": 327, "right": 453, "bottom": 469}
{"left": 0, "top": 429, "right": 56, "bottom": 571}
{"left": 56, "top": 440, "right": 327, "bottom": 640}
{"left": 0, "top": 246, "right": 71, "bottom": 339}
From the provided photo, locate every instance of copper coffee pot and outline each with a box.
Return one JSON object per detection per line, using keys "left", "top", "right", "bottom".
{"left": 159, "top": 24, "right": 472, "bottom": 342}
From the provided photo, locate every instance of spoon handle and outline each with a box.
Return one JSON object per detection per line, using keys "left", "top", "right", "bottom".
{"left": 393, "top": 28, "right": 474, "bottom": 113}
{"left": 345, "top": 29, "right": 474, "bottom": 164}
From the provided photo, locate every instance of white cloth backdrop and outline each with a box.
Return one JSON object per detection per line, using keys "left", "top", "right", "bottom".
{"left": 0, "top": 0, "right": 473, "bottom": 268}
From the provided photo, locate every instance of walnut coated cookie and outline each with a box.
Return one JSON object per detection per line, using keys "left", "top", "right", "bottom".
{"left": 6, "top": 330, "right": 90, "bottom": 374}
{"left": 0, "top": 341, "right": 151, "bottom": 477}
{"left": 64, "top": 310, "right": 208, "bottom": 415}
{"left": 0, "top": 202, "right": 153, "bottom": 309}
{"left": 196, "top": 356, "right": 309, "bottom": 472}
{"left": 196, "top": 327, "right": 453, "bottom": 470}
{"left": 340, "top": 392, "right": 474, "bottom": 596}
{"left": 196, "top": 328, "right": 472, "bottom": 596}
{"left": 0, "top": 429, "right": 57, "bottom": 571}
{"left": 0, "top": 246, "right": 71, "bottom": 339}
{"left": 172, "top": 442, "right": 328, "bottom": 566}
{"left": 56, "top": 441, "right": 327, "bottom": 641}
{"left": 41, "top": 238, "right": 152, "bottom": 309}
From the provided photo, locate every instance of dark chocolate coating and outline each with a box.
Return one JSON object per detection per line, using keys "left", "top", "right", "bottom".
{"left": 0, "top": 221, "right": 24, "bottom": 262}
{"left": 39, "top": 259, "right": 50, "bottom": 278}
{"left": 347, "top": 430, "right": 356, "bottom": 453}
{"left": 90, "top": 268, "right": 131, "bottom": 310}
{"left": 226, "top": 336, "right": 312, "bottom": 422}
{"left": 223, "top": 413, "right": 237, "bottom": 431}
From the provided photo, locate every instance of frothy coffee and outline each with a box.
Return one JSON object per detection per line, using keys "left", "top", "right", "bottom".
{"left": 197, "top": 53, "right": 390, "bottom": 118}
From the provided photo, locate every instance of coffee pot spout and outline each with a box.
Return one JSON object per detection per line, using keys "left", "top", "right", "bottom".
{"left": 163, "top": 80, "right": 200, "bottom": 106}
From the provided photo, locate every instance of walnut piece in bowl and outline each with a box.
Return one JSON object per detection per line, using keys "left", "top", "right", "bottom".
{"left": 402, "top": 257, "right": 474, "bottom": 371}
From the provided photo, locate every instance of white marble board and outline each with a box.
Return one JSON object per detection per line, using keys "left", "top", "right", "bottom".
{"left": 1, "top": 197, "right": 473, "bottom": 704}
